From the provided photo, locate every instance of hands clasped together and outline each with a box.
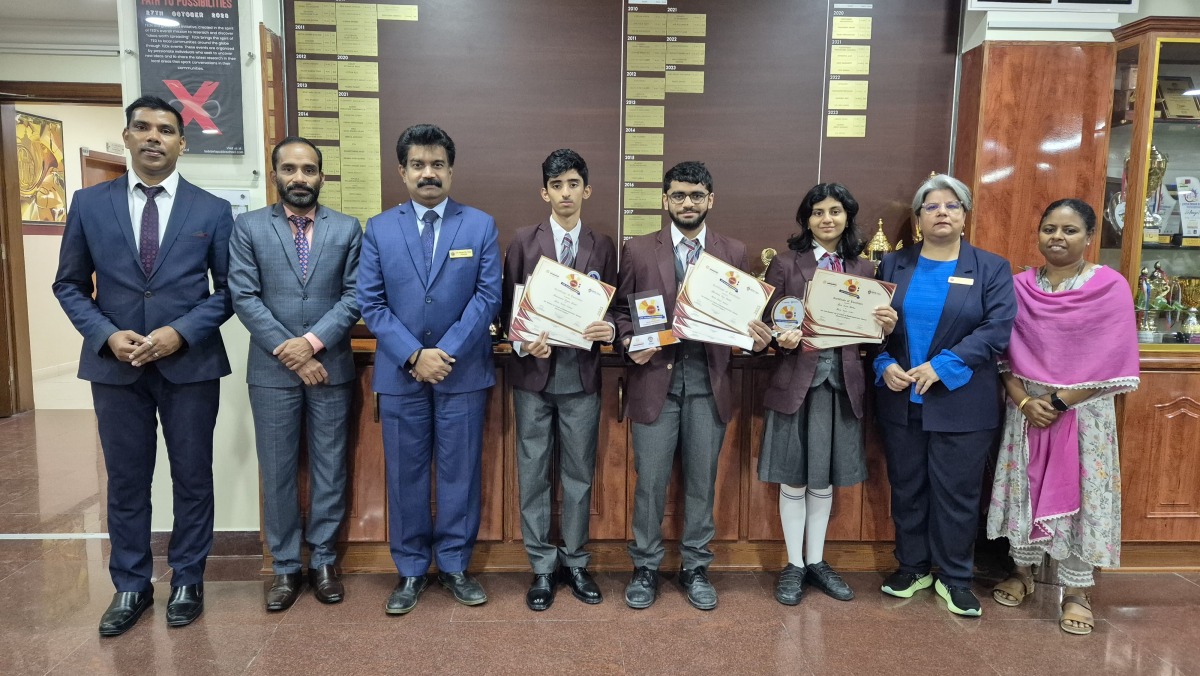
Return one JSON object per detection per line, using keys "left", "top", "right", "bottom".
{"left": 107, "top": 327, "right": 183, "bottom": 369}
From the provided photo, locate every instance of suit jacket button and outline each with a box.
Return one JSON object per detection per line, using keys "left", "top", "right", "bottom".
{"left": 425, "top": 296, "right": 432, "bottom": 304}
{"left": 425, "top": 330, "right": 432, "bottom": 336}
{"left": 144, "top": 291, "right": 152, "bottom": 298}
{"left": 303, "top": 323, "right": 309, "bottom": 329}
{"left": 302, "top": 294, "right": 308, "bottom": 300}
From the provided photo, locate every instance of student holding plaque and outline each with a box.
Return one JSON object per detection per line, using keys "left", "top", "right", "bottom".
{"left": 758, "top": 184, "right": 897, "bottom": 605}
{"left": 872, "top": 174, "right": 1016, "bottom": 617}
{"left": 501, "top": 149, "right": 617, "bottom": 611}
{"left": 613, "top": 161, "right": 772, "bottom": 611}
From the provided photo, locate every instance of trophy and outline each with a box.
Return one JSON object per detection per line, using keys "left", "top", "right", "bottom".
{"left": 757, "top": 247, "right": 777, "bottom": 281}
{"left": 1183, "top": 307, "right": 1200, "bottom": 344}
{"left": 1144, "top": 146, "right": 1169, "bottom": 235}
{"left": 861, "top": 218, "right": 892, "bottom": 271}
{"left": 1136, "top": 266, "right": 1157, "bottom": 337}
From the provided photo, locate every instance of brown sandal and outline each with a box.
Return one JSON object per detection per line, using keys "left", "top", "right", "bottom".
{"left": 991, "top": 573, "right": 1035, "bottom": 607}
{"left": 1060, "top": 594, "right": 1094, "bottom": 635}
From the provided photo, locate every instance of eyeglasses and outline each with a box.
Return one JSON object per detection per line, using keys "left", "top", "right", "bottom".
{"left": 920, "top": 202, "right": 963, "bottom": 214}
{"left": 667, "top": 191, "right": 710, "bottom": 204}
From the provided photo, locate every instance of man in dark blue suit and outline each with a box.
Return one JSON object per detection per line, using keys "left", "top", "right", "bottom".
{"left": 357, "top": 124, "right": 501, "bottom": 615}
{"left": 53, "top": 96, "right": 234, "bottom": 636}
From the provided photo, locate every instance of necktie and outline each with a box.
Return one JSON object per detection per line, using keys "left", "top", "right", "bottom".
{"left": 137, "top": 184, "right": 165, "bottom": 276}
{"left": 819, "top": 252, "right": 843, "bottom": 273}
{"left": 681, "top": 238, "right": 701, "bottom": 266}
{"left": 288, "top": 215, "right": 312, "bottom": 279}
{"left": 421, "top": 210, "right": 438, "bottom": 273}
{"left": 559, "top": 232, "right": 575, "bottom": 268}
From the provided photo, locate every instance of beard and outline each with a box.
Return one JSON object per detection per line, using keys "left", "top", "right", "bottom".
{"left": 279, "top": 180, "right": 320, "bottom": 209}
{"left": 668, "top": 205, "right": 707, "bottom": 231}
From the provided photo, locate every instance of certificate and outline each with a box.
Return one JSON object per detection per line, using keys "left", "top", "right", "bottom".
{"left": 521, "top": 255, "right": 615, "bottom": 335}
{"left": 801, "top": 269, "right": 895, "bottom": 340}
{"left": 676, "top": 251, "right": 774, "bottom": 334}
{"left": 507, "top": 284, "right": 585, "bottom": 349}
{"left": 672, "top": 304, "right": 754, "bottom": 350}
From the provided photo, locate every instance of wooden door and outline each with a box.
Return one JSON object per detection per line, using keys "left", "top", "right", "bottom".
{"left": 80, "top": 148, "right": 125, "bottom": 188}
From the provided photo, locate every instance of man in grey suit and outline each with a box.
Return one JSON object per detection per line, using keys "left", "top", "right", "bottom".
{"left": 229, "top": 136, "right": 362, "bottom": 611}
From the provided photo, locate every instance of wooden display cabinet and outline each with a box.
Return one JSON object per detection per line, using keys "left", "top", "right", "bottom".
{"left": 1107, "top": 18, "right": 1200, "bottom": 543}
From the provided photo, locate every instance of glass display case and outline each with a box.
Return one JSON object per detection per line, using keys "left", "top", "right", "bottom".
{"left": 1107, "top": 18, "right": 1200, "bottom": 347}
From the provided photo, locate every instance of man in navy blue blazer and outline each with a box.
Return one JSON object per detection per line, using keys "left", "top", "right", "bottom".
{"left": 53, "top": 96, "right": 234, "bottom": 636}
{"left": 357, "top": 124, "right": 501, "bottom": 615}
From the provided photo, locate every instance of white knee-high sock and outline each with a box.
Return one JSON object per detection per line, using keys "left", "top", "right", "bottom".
{"left": 779, "top": 484, "right": 807, "bottom": 567}
{"left": 804, "top": 487, "right": 834, "bottom": 565}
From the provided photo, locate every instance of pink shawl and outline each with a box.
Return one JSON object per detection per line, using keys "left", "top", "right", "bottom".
{"left": 1006, "top": 266, "right": 1140, "bottom": 542}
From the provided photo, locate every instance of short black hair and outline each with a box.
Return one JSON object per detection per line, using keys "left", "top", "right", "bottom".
{"left": 1040, "top": 198, "right": 1097, "bottom": 235}
{"left": 542, "top": 148, "right": 589, "bottom": 187}
{"left": 271, "top": 136, "right": 323, "bottom": 172}
{"left": 663, "top": 161, "right": 713, "bottom": 193}
{"left": 396, "top": 123, "right": 455, "bottom": 166}
{"left": 124, "top": 95, "right": 184, "bottom": 135}
{"left": 788, "top": 182, "right": 865, "bottom": 259}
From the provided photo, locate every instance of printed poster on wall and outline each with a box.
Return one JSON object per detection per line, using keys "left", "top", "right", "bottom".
{"left": 136, "top": 0, "right": 244, "bottom": 155}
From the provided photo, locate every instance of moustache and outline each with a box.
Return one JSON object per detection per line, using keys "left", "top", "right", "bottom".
{"left": 286, "top": 183, "right": 313, "bottom": 193}
{"left": 417, "top": 178, "right": 442, "bottom": 188}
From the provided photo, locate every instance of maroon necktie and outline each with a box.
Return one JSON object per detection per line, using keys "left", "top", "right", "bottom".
{"left": 819, "top": 252, "right": 843, "bottom": 273}
{"left": 137, "top": 184, "right": 165, "bottom": 276}
{"left": 288, "top": 214, "right": 312, "bottom": 279}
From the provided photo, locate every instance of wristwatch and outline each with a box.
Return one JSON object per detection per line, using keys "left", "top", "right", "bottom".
{"left": 1049, "top": 392, "right": 1069, "bottom": 412}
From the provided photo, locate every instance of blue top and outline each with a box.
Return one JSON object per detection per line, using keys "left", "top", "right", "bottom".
{"left": 873, "top": 257, "right": 972, "bottom": 404}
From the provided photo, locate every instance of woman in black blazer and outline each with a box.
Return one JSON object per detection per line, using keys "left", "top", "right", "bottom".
{"left": 872, "top": 174, "right": 1017, "bottom": 617}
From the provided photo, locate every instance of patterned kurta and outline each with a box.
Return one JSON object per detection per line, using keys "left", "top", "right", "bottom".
{"left": 986, "top": 266, "right": 1123, "bottom": 568}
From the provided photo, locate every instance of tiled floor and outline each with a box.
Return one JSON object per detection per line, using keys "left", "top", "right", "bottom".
{"left": 1, "top": 410, "right": 1198, "bottom": 675}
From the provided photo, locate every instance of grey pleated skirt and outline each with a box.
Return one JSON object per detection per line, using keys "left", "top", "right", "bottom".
{"left": 758, "top": 380, "right": 866, "bottom": 489}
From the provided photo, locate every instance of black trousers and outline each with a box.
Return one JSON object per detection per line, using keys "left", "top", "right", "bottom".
{"left": 881, "top": 403, "right": 996, "bottom": 587}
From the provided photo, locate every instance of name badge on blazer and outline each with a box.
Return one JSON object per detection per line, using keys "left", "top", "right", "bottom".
{"left": 948, "top": 276, "right": 975, "bottom": 286}
{"left": 449, "top": 249, "right": 473, "bottom": 259}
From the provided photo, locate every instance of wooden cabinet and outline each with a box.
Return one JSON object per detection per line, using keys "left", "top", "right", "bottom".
{"left": 1120, "top": 363, "right": 1200, "bottom": 542}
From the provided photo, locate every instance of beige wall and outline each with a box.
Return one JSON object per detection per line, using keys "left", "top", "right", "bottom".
{"left": 18, "top": 103, "right": 125, "bottom": 378}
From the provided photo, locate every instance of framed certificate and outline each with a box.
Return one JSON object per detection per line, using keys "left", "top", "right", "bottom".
{"left": 675, "top": 251, "right": 774, "bottom": 333}
{"left": 801, "top": 268, "right": 896, "bottom": 340}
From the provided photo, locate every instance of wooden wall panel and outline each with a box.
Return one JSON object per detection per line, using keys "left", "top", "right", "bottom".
{"left": 956, "top": 42, "right": 1116, "bottom": 270}
{"left": 1121, "top": 370, "right": 1200, "bottom": 542}
{"left": 342, "top": 364, "right": 387, "bottom": 541}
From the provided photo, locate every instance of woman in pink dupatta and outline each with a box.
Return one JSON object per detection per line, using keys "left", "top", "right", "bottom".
{"left": 986, "top": 199, "right": 1139, "bottom": 636}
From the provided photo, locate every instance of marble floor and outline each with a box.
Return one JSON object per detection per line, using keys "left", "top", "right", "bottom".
{"left": 1, "top": 410, "right": 1198, "bottom": 675}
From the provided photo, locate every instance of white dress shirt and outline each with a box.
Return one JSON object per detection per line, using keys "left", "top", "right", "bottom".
{"left": 127, "top": 169, "right": 180, "bottom": 248}
{"left": 412, "top": 198, "right": 448, "bottom": 252}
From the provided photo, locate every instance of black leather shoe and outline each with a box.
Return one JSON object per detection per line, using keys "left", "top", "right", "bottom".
{"left": 385, "top": 575, "right": 428, "bottom": 615}
{"left": 98, "top": 587, "right": 153, "bottom": 637}
{"left": 624, "top": 567, "right": 658, "bottom": 609}
{"left": 525, "top": 573, "right": 556, "bottom": 611}
{"left": 806, "top": 561, "right": 854, "bottom": 601}
{"left": 561, "top": 566, "right": 603, "bottom": 604}
{"left": 310, "top": 565, "right": 344, "bottom": 604}
{"left": 678, "top": 567, "right": 718, "bottom": 610}
{"left": 774, "top": 563, "right": 805, "bottom": 606}
{"left": 165, "top": 583, "right": 204, "bottom": 627}
{"left": 438, "top": 571, "right": 488, "bottom": 606}
{"left": 265, "top": 573, "right": 304, "bottom": 612}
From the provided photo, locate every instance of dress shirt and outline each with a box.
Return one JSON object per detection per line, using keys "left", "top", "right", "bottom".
{"left": 283, "top": 204, "right": 324, "bottom": 353}
{"left": 127, "top": 169, "right": 180, "bottom": 249}
{"left": 670, "top": 223, "right": 708, "bottom": 269}
{"left": 412, "top": 198, "right": 448, "bottom": 253}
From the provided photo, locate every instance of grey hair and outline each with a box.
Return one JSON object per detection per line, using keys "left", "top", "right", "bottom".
{"left": 911, "top": 174, "right": 973, "bottom": 214}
